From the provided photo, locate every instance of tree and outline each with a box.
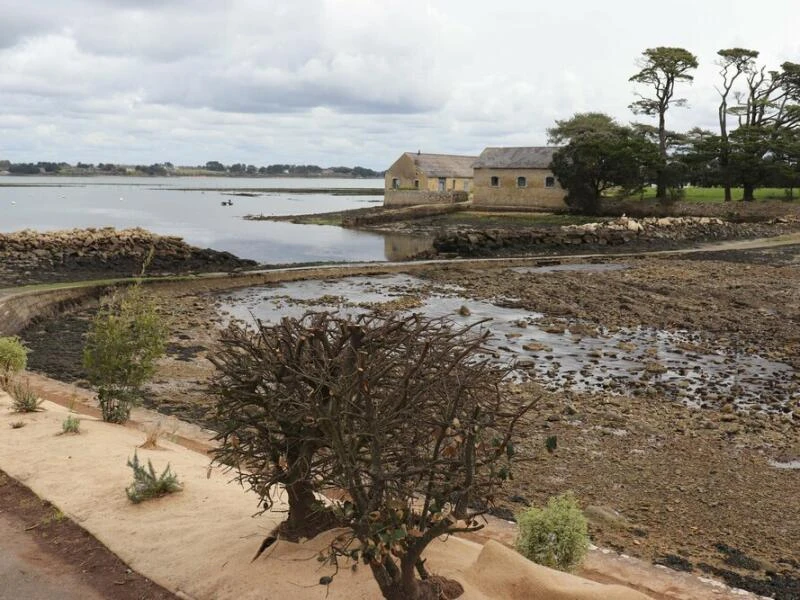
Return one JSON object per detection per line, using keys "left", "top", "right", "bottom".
{"left": 547, "top": 112, "right": 620, "bottom": 145}
{"left": 8, "top": 163, "right": 41, "bottom": 174}
{"left": 629, "top": 47, "right": 699, "bottom": 200}
{"left": 548, "top": 113, "right": 661, "bottom": 214}
{"left": 205, "top": 160, "right": 226, "bottom": 172}
{"left": 83, "top": 281, "right": 168, "bottom": 423}
{"left": 728, "top": 60, "right": 800, "bottom": 200}
{"left": 209, "top": 312, "right": 535, "bottom": 600}
{"left": 676, "top": 128, "right": 723, "bottom": 188}
{"left": 715, "top": 48, "right": 760, "bottom": 201}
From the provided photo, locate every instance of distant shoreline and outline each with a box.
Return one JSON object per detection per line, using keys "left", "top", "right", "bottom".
{"left": 0, "top": 172, "right": 383, "bottom": 179}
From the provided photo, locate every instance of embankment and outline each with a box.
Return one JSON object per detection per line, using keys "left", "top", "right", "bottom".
{"left": 0, "top": 227, "right": 257, "bottom": 287}
{"left": 433, "top": 216, "right": 800, "bottom": 257}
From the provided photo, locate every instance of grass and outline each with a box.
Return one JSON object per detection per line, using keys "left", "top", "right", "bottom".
{"left": 10, "top": 380, "right": 43, "bottom": 413}
{"left": 41, "top": 507, "right": 66, "bottom": 525}
{"left": 634, "top": 187, "right": 799, "bottom": 203}
{"left": 61, "top": 415, "right": 81, "bottom": 434}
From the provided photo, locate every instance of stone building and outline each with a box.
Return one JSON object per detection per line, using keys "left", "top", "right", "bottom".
{"left": 472, "top": 147, "right": 566, "bottom": 210}
{"left": 384, "top": 152, "right": 477, "bottom": 207}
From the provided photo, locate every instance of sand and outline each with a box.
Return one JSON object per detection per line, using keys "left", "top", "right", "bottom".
{"left": 0, "top": 391, "right": 662, "bottom": 600}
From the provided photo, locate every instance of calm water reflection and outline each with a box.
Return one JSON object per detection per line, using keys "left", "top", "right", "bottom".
{"left": 0, "top": 176, "right": 431, "bottom": 263}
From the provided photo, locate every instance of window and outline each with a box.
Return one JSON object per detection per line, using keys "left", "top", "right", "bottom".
{"left": 392, "top": 178, "right": 399, "bottom": 190}
{"left": 490, "top": 176, "right": 500, "bottom": 187}
{"left": 463, "top": 180, "right": 469, "bottom": 191}
{"left": 414, "top": 179, "right": 420, "bottom": 189}
{"left": 517, "top": 176, "right": 527, "bottom": 188}
{"left": 545, "top": 176, "right": 556, "bottom": 188}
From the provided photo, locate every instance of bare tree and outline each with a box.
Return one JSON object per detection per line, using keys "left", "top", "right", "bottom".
{"left": 209, "top": 312, "right": 536, "bottom": 600}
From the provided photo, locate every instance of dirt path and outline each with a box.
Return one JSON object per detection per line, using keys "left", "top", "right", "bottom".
{"left": 0, "top": 471, "right": 178, "bottom": 600}
{"left": 0, "top": 512, "right": 105, "bottom": 600}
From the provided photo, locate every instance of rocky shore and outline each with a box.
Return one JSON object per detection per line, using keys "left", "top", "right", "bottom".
{"left": 432, "top": 216, "right": 800, "bottom": 257}
{"left": 0, "top": 227, "right": 257, "bottom": 287}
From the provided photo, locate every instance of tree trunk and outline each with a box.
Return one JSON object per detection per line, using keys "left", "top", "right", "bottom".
{"left": 656, "top": 173, "right": 667, "bottom": 201}
{"left": 720, "top": 151, "right": 732, "bottom": 202}
{"left": 283, "top": 478, "right": 320, "bottom": 539}
{"left": 742, "top": 183, "right": 756, "bottom": 202}
{"left": 369, "top": 556, "right": 463, "bottom": 600}
{"left": 657, "top": 110, "right": 667, "bottom": 200}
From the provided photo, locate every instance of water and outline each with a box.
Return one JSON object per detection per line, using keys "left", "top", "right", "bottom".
{"left": 0, "top": 176, "right": 428, "bottom": 264}
{"left": 217, "top": 273, "right": 798, "bottom": 413}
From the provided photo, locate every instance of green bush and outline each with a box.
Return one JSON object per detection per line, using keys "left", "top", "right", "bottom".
{"left": 515, "top": 492, "right": 590, "bottom": 572}
{"left": 10, "top": 380, "right": 43, "bottom": 413}
{"left": 125, "top": 451, "right": 182, "bottom": 504}
{"left": 0, "top": 336, "right": 28, "bottom": 389}
{"left": 83, "top": 284, "right": 167, "bottom": 423}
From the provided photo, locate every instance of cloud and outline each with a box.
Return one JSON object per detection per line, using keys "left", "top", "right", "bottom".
{"left": 0, "top": 0, "right": 799, "bottom": 168}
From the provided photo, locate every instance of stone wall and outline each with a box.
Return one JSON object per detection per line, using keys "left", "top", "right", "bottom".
{"left": 473, "top": 168, "right": 566, "bottom": 210}
{"left": 433, "top": 216, "right": 799, "bottom": 256}
{"left": 0, "top": 285, "right": 105, "bottom": 336}
{"left": 384, "top": 190, "right": 469, "bottom": 207}
{"left": 0, "top": 227, "right": 255, "bottom": 286}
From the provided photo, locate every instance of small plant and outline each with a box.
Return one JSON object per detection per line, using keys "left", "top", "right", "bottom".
{"left": 0, "top": 336, "right": 28, "bottom": 389}
{"left": 10, "top": 380, "right": 43, "bottom": 413}
{"left": 125, "top": 451, "right": 182, "bottom": 504}
{"left": 61, "top": 414, "right": 81, "bottom": 434}
{"left": 10, "top": 421, "right": 26, "bottom": 429}
{"left": 41, "top": 507, "right": 65, "bottom": 525}
{"left": 515, "top": 492, "right": 590, "bottom": 572}
{"left": 139, "top": 421, "right": 162, "bottom": 449}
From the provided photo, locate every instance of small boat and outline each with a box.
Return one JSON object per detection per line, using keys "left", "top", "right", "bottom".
{"left": 220, "top": 199, "right": 234, "bottom": 206}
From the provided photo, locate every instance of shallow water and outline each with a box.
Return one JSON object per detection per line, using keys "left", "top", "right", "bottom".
{"left": 0, "top": 176, "right": 431, "bottom": 263}
{"left": 217, "top": 274, "right": 798, "bottom": 413}
{"left": 768, "top": 460, "right": 800, "bottom": 470}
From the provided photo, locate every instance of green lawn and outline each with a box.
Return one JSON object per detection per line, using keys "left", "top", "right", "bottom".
{"left": 635, "top": 187, "right": 798, "bottom": 203}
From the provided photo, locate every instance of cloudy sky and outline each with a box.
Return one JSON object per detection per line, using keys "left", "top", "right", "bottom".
{"left": 1, "top": 0, "right": 798, "bottom": 170}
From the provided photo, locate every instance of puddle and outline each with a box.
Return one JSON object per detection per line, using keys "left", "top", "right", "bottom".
{"left": 768, "top": 460, "right": 800, "bottom": 470}
{"left": 216, "top": 274, "right": 798, "bottom": 414}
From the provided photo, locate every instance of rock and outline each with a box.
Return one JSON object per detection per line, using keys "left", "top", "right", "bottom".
{"left": 584, "top": 505, "right": 634, "bottom": 530}
{"left": 522, "top": 342, "right": 552, "bottom": 352}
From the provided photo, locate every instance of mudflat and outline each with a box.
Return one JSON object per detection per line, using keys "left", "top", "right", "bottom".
{"left": 13, "top": 237, "right": 800, "bottom": 599}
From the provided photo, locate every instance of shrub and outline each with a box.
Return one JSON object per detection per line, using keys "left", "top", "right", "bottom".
{"left": 10, "top": 380, "right": 43, "bottom": 413}
{"left": 0, "top": 336, "right": 28, "bottom": 389}
{"left": 515, "top": 492, "right": 590, "bottom": 572}
{"left": 210, "top": 311, "right": 536, "bottom": 600}
{"left": 61, "top": 415, "right": 81, "bottom": 434}
{"left": 83, "top": 283, "right": 167, "bottom": 423}
{"left": 125, "top": 451, "right": 181, "bottom": 504}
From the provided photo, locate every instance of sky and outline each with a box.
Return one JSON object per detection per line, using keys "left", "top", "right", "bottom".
{"left": 1, "top": 0, "right": 798, "bottom": 170}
